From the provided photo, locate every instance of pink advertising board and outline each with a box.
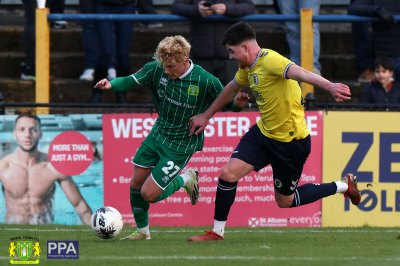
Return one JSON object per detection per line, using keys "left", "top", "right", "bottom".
{"left": 103, "top": 111, "right": 323, "bottom": 227}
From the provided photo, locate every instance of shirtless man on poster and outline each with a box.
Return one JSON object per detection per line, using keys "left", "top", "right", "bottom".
{"left": 0, "top": 114, "right": 92, "bottom": 224}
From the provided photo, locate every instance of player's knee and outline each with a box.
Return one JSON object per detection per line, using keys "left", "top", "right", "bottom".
{"left": 130, "top": 179, "right": 141, "bottom": 190}
{"left": 276, "top": 199, "right": 292, "bottom": 208}
{"left": 220, "top": 166, "right": 237, "bottom": 183}
{"left": 275, "top": 194, "right": 293, "bottom": 208}
{"left": 140, "top": 190, "right": 157, "bottom": 203}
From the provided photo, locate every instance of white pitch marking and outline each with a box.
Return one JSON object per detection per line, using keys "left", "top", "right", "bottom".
{"left": 1, "top": 227, "right": 399, "bottom": 234}
{"left": 2, "top": 255, "right": 399, "bottom": 262}
{"left": 32, "top": 255, "right": 400, "bottom": 262}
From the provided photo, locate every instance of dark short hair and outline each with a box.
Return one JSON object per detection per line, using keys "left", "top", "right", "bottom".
{"left": 374, "top": 57, "right": 394, "bottom": 71}
{"left": 15, "top": 114, "right": 42, "bottom": 129}
{"left": 221, "top": 22, "right": 256, "bottom": 46}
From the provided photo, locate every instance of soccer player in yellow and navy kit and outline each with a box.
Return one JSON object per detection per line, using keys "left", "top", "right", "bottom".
{"left": 95, "top": 35, "right": 250, "bottom": 240}
{"left": 188, "top": 22, "right": 362, "bottom": 241}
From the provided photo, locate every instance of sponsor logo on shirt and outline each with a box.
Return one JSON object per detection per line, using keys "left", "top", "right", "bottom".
{"left": 157, "top": 89, "right": 165, "bottom": 98}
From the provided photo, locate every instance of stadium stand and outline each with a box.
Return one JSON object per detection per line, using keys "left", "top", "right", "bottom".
{"left": 0, "top": 0, "right": 361, "bottom": 105}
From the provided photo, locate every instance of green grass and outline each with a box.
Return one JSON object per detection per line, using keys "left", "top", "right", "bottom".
{"left": 0, "top": 225, "right": 399, "bottom": 266}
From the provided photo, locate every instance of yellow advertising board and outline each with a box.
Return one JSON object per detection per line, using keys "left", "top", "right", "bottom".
{"left": 322, "top": 111, "right": 400, "bottom": 226}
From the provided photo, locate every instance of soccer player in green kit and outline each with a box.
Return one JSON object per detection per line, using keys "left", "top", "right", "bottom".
{"left": 94, "top": 35, "right": 250, "bottom": 240}
{"left": 187, "top": 22, "right": 361, "bottom": 241}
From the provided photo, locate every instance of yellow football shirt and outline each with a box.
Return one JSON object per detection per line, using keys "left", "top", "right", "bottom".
{"left": 234, "top": 49, "right": 309, "bottom": 142}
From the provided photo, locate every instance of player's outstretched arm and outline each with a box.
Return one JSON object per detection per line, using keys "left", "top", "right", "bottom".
{"left": 94, "top": 79, "right": 111, "bottom": 90}
{"left": 95, "top": 76, "right": 135, "bottom": 93}
{"left": 286, "top": 64, "right": 351, "bottom": 102}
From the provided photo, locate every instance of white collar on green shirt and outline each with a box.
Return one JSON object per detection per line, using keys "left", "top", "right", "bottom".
{"left": 179, "top": 59, "right": 194, "bottom": 79}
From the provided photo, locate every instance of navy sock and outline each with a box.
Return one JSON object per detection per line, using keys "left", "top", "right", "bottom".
{"left": 291, "top": 182, "right": 337, "bottom": 207}
{"left": 214, "top": 179, "right": 238, "bottom": 221}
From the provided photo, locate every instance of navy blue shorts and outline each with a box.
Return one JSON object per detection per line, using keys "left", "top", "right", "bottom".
{"left": 231, "top": 124, "right": 311, "bottom": 195}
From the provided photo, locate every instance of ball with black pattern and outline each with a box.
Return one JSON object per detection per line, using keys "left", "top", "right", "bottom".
{"left": 90, "top": 206, "right": 124, "bottom": 239}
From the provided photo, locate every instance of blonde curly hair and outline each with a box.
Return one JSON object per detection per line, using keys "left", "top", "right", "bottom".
{"left": 154, "top": 35, "right": 191, "bottom": 65}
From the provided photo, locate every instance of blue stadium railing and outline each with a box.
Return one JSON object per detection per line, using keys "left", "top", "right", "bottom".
{"left": 48, "top": 13, "right": 400, "bottom": 23}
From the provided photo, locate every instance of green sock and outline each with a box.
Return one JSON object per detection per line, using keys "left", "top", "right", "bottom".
{"left": 130, "top": 187, "right": 150, "bottom": 229}
{"left": 155, "top": 175, "right": 184, "bottom": 202}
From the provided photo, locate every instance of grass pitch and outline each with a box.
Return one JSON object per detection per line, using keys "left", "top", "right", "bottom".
{"left": 0, "top": 225, "right": 399, "bottom": 266}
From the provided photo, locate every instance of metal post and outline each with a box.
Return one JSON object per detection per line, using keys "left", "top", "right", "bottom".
{"left": 35, "top": 8, "right": 50, "bottom": 114}
{"left": 300, "top": 8, "right": 314, "bottom": 98}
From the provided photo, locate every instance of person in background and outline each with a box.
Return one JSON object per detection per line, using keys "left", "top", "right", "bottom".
{"left": 136, "top": 0, "right": 163, "bottom": 29}
{"left": 171, "top": 0, "right": 255, "bottom": 86}
{"left": 187, "top": 22, "right": 360, "bottom": 241}
{"left": 94, "top": 35, "right": 250, "bottom": 240}
{"left": 20, "top": 0, "right": 66, "bottom": 81}
{"left": 78, "top": 0, "right": 116, "bottom": 82}
{"left": 0, "top": 114, "right": 92, "bottom": 224}
{"left": 79, "top": 0, "right": 99, "bottom": 82}
{"left": 276, "top": 0, "right": 321, "bottom": 75}
{"left": 348, "top": 0, "right": 400, "bottom": 81}
{"left": 349, "top": 0, "right": 375, "bottom": 83}
{"left": 49, "top": 0, "right": 67, "bottom": 29}
{"left": 20, "top": 0, "right": 36, "bottom": 81}
{"left": 360, "top": 56, "right": 400, "bottom": 105}
{"left": 92, "top": 0, "right": 136, "bottom": 103}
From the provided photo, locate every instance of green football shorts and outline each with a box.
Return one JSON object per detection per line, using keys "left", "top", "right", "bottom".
{"left": 132, "top": 135, "right": 193, "bottom": 189}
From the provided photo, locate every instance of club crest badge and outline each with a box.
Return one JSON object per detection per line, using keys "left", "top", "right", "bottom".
{"left": 274, "top": 179, "right": 283, "bottom": 188}
{"left": 187, "top": 85, "right": 199, "bottom": 96}
{"left": 9, "top": 237, "right": 40, "bottom": 264}
{"left": 252, "top": 74, "right": 258, "bottom": 85}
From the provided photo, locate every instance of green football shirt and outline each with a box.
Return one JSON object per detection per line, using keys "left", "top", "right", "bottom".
{"left": 111, "top": 60, "right": 224, "bottom": 154}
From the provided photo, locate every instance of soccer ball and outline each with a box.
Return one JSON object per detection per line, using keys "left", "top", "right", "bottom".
{"left": 90, "top": 206, "right": 123, "bottom": 239}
